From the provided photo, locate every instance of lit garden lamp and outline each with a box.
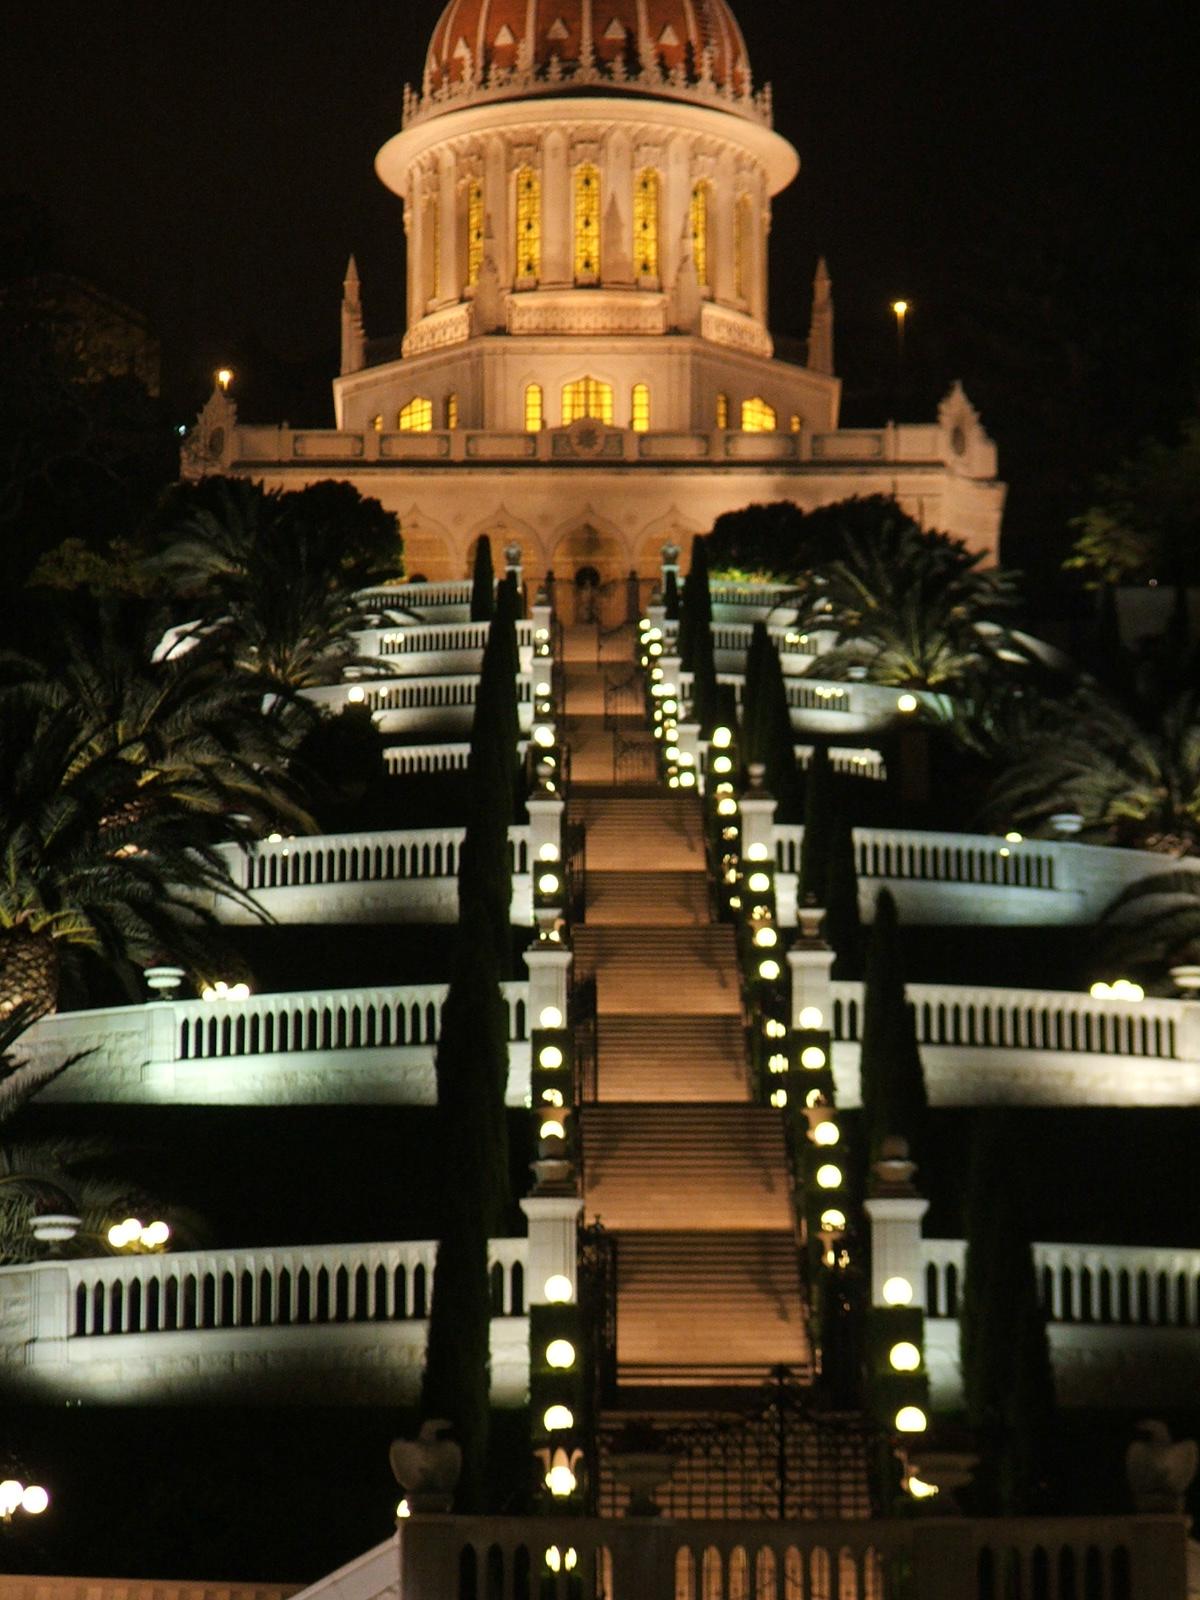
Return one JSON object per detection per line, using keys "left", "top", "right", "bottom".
{"left": 107, "top": 1217, "right": 172, "bottom": 1253}
{"left": 215, "top": 367, "right": 234, "bottom": 392}
{"left": 0, "top": 1477, "right": 50, "bottom": 1523}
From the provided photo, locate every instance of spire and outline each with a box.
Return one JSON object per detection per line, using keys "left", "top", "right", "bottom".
{"left": 807, "top": 256, "right": 834, "bottom": 377}
{"left": 340, "top": 254, "right": 366, "bottom": 377}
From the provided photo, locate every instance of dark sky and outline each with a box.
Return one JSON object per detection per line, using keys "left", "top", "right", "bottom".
{"left": 2, "top": 2, "right": 1195, "bottom": 472}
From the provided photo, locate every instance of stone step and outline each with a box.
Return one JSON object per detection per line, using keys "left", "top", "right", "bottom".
{"left": 585, "top": 872, "right": 710, "bottom": 926}
{"left": 594, "top": 1015, "right": 749, "bottom": 1101}
{"left": 614, "top": 1231, "right": 810, "bottom": 1382}
{"left": 581, "top": 1104, "right": 795, "bottom": 1231}
{"left": 574, "top": 927, "right": 741, "bottom": 1014}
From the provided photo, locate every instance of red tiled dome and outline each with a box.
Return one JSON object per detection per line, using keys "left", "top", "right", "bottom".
{"left": 426, "top": 0, "right": 751, "bottom": 93}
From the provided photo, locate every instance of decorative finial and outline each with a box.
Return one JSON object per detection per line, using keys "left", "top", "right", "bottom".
{"left": 807, "top": 257, "right": 834, "bottom": 377}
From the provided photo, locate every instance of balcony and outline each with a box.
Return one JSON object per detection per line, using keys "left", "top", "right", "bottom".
{"left": 20, "top": 981, "right": 530, "bottom": 1106}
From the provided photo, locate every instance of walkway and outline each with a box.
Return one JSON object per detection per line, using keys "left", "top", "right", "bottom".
{"left": 563, "top": 623, "right": 810, "bottom": 1393}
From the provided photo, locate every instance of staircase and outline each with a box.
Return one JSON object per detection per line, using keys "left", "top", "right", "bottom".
{"left": 564, "top": 625, "right": 812, "bottom": 1412}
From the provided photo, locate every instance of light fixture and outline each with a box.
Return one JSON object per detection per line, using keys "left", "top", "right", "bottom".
{"left": 747, "top": 872, "right": 771, "bottom": 893}
{"left": 543, "top": 1274, "right": 573, "bottom": 1303}
{"left": 679, "top": 771, "right": 696, "bottom": 788}
{"left": 746, "top": 843, "right": 769, "bottom": 861}
{"left": 798, "top": 1006, "right": 823, "bottom": 1028}
{"left": 907, "top": 1475, "right": 939, "bottom": 1500}
{"left": 538, "top": 1005, "right": 564, "bottom": 1029}
{"left": 0, "top": 1479, "right": 48, "bottom": 1520}
{"left": 1004, "top": 830, "right": 1022, "bottom": 843}
{"left": 537, "top": 872, "right": 560, "bottom": 895}
{"left": 764, "top": 1019, "right": 787, "bottom": 1039}
{"left": 896, "top": 693, "right": 918, "bottom": 714}
{"left": 889, "top": 1341, "right": 921, "bottom": 1372}
{"left": 711, "top": 726, "right": 732, "bottom": 749}
{"left": 754, "top": 927, "right": 778, "bottom": 948}
{"left": 812, "top": 1121, "right": 840, "bottom": 1146}
{"left": 800, "top": 1045, "right": 827, "bottom": 1070}
{"left": 545, "top": 1339, "right": 575, "bottom": 1369}
{"left": 541, "top": 1088, "right": 563, "bottom": 1107}
{"left": 758, "top": 959, "right": 781, "bottom": 981}
{"left": 396, "top": 1498, "right": 412, "bottom": 1519}
{"left": 539, "top": 1119, "right": 566, "bottom": 1142}
{"left": 895, "top": 1405, "right": 927, "bottom": 1434}
{"left": 533, "top": 726, "right": 555, "bottom": 748}
{"left": 545, "top": 1463, "right": 577, "bottom": 1497}
{"left": 538, "top": 1045, "right": 563, "bottom": 1069}
{"left": 717, "top": 798, "right": 737, "bottom": 816}
{"left": 347, "top": 685, "right": 366, "bottom": 704}
{"left": 820, "top": 1208, "right": 847, "bottom": 1231}
{"left": 538, "top": 842, "right": 561, "bottom": 862}
{"left": 535, "top": 681, "right": 552, "bottom": 696}
{"left": 543, "top": 1404, "right": 574, "bottom": 1431}
{"left": 815, "top": 1164, "right": 843, "bottom": 1189}
{"left": 711, "top": 755, "right": 732, "bottom": 774}
{"left": 767, "top": 1053, "right": 788, "bottom": 1073}
{"left": 1090, "top": 979, "right": 1144, "bottom": 1002}
{"left": 769, "top": 1088, "right": 788, "bottom": 1108}
{"left": 216, "top": 367, "right": 234, "bottom": 390}
{"left": 882, "top": 1276, "right": 914, "bottom": 1307}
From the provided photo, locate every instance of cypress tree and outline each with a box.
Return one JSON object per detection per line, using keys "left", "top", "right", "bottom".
{"left": 679, "top": 537, "right": 718, "bottom": 734}
{"left": 758, "top": 636, "right": 802, "bottom": 821}
{"left": 742, "top": 621, "right": 769, "bottom": 766}
{"left": 421, "top": 574, "right": 521, "bottom": 1506}
{"left": 470, "top": 535, "right": 496, "bottom": 622}
{"left": 858, "top": 888, "right": 926, "bottom": 1164}
{"left": 663, "top": 568, "right": 680, "bottom": 621}
{"left": 799, "top": 744, "right": 861, "bottom": 974}
{"left": 959, "top": 1113, "right": 1057, "bottom": 1514}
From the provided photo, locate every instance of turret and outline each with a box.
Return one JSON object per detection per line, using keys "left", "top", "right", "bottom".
{"left": 340, "top": 255, "right": 366, "bottom": 377}
{"left": 807, "top": 256, "right": 834, "bottom": 377}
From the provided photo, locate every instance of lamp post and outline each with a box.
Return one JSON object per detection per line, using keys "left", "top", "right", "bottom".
{"left": 891, "top": 299, "right": 909, "bottom": 364}
{"left": 0, "top": 1476, "right": 50, "bottom": 1523}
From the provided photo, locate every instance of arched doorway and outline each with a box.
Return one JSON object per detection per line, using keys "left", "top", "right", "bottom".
{"left": 551, "top": 522, "right": 629, "bottom": 625}
{"left": 574, "top": 564, "right": 601, "bottom": 623}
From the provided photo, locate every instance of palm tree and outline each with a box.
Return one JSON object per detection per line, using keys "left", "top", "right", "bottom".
{"left": 149, "top": 477, "right": 403, "bottom": 691}
{"left": 0, "top": 681, "right": 262, "bottom": 1018}
{"left": 799, "top": 508, "right": 1025, "bottom": 692}
{"left": 983, "top": 686, "right": 1200, "bottom": 852}
{"left": 1093, "top": 868, "right": 1200, "bottom": 982}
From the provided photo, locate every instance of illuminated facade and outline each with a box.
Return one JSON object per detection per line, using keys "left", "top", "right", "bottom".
{"left": 185, "top": 0, "right": 1005, "bottom": 607}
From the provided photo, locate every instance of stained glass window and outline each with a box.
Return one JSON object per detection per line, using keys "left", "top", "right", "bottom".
{"left": 631, "top": 383, "right": 651, "bottom": 432}
{"left": 562, "top": 377, "right": 613, "bottom": 425}
{"left": 734, "top": 193, "right": 753, "bottom": 301}
{"left": 399, "top": 396, "right": 433, "bottom": 432}
{"left": 690, "top": 181, "right": 711, "bottom": 288}
{"left": 445, "top": 393, "right": 459, "bottom": 430}
{"left": 574, "top": 164, "right": 601, "bottom": 280}
{"left": 634, "top": 169, "right": 660, "bottom": 278}
{"left": 715, "top": 393, "right": 729, "bottom": 429}
{"left": 466, "top": 178, "right": 484, "bottom": 286}
{"left": 524, "top": 384, "right": 544, "bottom": 432}
{"left": 516, "top": 166, "right": 541, "bottom": 280}
{"left": 741, "top": 396, "right": 776, "bottom": 433}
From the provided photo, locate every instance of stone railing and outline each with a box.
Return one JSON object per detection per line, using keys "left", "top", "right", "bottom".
{"left": 796, "top": 745, "right": 886, "bottom": 782}
{"left": 17, "top": 981, "right": 531, "bottom": 1106}
{"left": 355, "top": 620, "right": 534, "bottom": 657}
{"left": 303, "top": 674, "right": 535, "bottom": 734}
{"left": 381, "top": 1512, "right": 1189, "bottom": 1600}
{"left": 356, "top": 581, "right": 473, "bottom": 617}
{"left": 0, "top": 1240, "right": 529, "bottom": 1406}
{"left": 924, "top": 1239, "right": 1200, "bottom": 1327}
{"left": 205, "top": 826, "right": 533, "bottom": 926}
{"left": 62, "top": 1236, "right": 527, "bottom": 1337}
{"left": 773, "top": 824, "right": 1199, "bottom": 926}
{"left": 831, "top": 979, "right": 1182, "bottom": 1061}
{"left": 677, "top": 670, "right": 935, "bottom": 733}
{"left": 384, "top": 740, "right": 530, "bottom": 775}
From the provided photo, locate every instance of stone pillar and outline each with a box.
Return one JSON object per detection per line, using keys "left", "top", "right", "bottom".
{"left": 436, "top": 150, "right": 459, "bottom": 307}
{"left": 406, "top": 174, "right": 424, "bottom": 330}
{"left": 786, "top": 912, "right": 834, "bottom": 1033}
{"left": 738, "top": 773, "right": 777, "bottom": 864}
{"left": 485, "top": 137, "right": 511, "bottom": 286}
{"left": 29, "top": 1262, "right": 72, "bottom": 1365}
{"left": 525, "top": 941, "right": 573, "bottom": 1026}
{"left": 542, "top": 129, "right": 570, "bottom": 287}
{"left": 663, "top": 134, "right": 691, "bottom": 291}
{"left": 521, "top": 1195, "right": 583, "bottom": 1306}
{"left": 863, "top": 1145, "right": 931, "bottom": 1311}
{"left": 602, "top": 129, "right": 634, "bottom": 286}
{"left": 710, "top": 148, "right": 736, "bottom": 306}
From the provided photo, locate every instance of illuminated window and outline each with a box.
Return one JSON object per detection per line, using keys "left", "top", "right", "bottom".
{"left": 574, "top": 164, "right": 601, "bottom": 280}
{"left": 425, "top": 197, "right": 440, "bottom": 301}
{"left": 562, "top": 377, "right": 613, "bottom": 425}
{"left": 516, "top": 166, "right": 541, "bottom": 280}
{"left": 398, "top": 396, "right": 433, "bottom": 432}
{"left": 371, "top": 414, "right": 383, "bottom": 433}
{"left": 690, "top": 181, "right": 711, "bottom": 288}
{"left": 734, "top": 193, "right": 752, "bottom": 300}
{"left": 790, "top": 414, "right": 801, "bottom": 433}
{"left": 715, "top": 393, "right": 729, "bottom": 429}
{"left": 634, "top": 168, "right": 660, "bottom": 278}
{"left": 445, "top": 393, "right": 459, "bottom": 430}
{"left": 466, "top": 178, "right": 484, "bottom": 286}
{"left": 741, "top": 397, "right": 776, "bottom": 432}
{"left": 631, "top": 383, "right": 651, "bottom": 432}
{"left": 525, "top": 383, "right": 544, "bottom": 432}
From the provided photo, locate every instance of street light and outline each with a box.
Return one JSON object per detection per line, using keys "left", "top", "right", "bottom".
{"left": 0, "top": 1477, "right": 49, "bottom": 1521}
{"left": 891, "top": 299, "right": 909, "bottom": 362}
{"left": 216, "top": 367, "right": 234, "bottom": 391}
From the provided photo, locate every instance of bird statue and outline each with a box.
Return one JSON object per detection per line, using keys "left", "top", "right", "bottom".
{"left": 389, "top": 1419, "right": 462, "bottom": 1513}
{"left": 1125, "top": 1419, "right": 1198, "bottom": 1513}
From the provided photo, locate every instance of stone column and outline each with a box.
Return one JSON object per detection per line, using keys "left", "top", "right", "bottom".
{"left": 524, "top": 941, "right": 573, "bottom": 1026}
{"left": 520, "top": 1195, "right": 583, "bottom": 1306}
{"left": 542, "top": 128, "right": 571, "bottom": 287}
{"left": 485, "top": 136, "right": 511, "bottom": 286}
{"left": 710, "top": 148, "right": 736, "bottom": 306}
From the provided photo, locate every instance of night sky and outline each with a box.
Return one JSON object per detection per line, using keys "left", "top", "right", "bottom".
{"left": 2, "top": 2, "right": 1196, "bottom": 566}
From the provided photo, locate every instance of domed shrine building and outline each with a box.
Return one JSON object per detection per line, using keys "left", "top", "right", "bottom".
{"left": 185, "top": 0, "right": 1004, "bottom": 606}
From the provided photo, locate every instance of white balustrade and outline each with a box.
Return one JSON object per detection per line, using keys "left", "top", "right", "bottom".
{"left": 677, "top": 670, "right": 931, "bottom": 732}
{"left": 924, "top": 1238, "right": 1200, "bottom": 1329}
{"left": 356, "top": 581, "right": 474, "bottom": 616}
{"left": 58, "top": 1236, "right": 527, "bottom": 1338}
{"left": 772, "top": 824, "right": 1200, "bottom": 927}
{"left": 830, "top": 979, "right": 1181, "bottom": 1060}
{"left": 217, "top": 826, "right": 531, "bottom": 894}
{"left": 795, "top": 745, "right": 887, "bottom": 782}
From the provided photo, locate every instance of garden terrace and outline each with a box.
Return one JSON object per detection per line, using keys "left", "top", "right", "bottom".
{"left": 0, "top": 1237, "right": 527, "bottom": 1407}
{"left": 355, "top": 580, "right": 473, "bottom": 621}
{"left": 303, "top": 673, "right": 535, "bottom": 735}
{"left": 383, "top": 739, "right": 530, "bottom": 776}
{"left": 349, "top": 618, "right": 535, "bottom": 677}
{"left": 202, "top": 825, "right": 534, "bottom": 925}
{"left": 21, "top": 981, "right": 531, "bottom": 1105}
{"left": 771, "top": 826, "right": 1198, "bottom": 926}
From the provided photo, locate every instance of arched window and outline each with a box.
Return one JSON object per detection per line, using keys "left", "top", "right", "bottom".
{"left": 524, "top": 383, "right": 544, "bottom": 432}
{"left": 515, "top": 166, "right": 541, "bottom": 281}
{"left": 631, "top": 383, "right": 651, "bottom": 432}
{"left": 734, "top": 193, "right": 753, "bottom": 300}
{"left": 715, "top": 393, "right": 730, "bottom": 429}
{"left": 466, "top": 177, "right": 484, "bottom": 286}
{"left": 398, "top": 396, "right": 433, "bottom": 433}
{"left": 634, "top": 168, "right": 660, "bottom": 278}
{"left": 562, "top": 377, "right": 613, "bottom": 425}
{"left": 690, "top": 180, "right": 711, "bottom": 288}
{"left": 574, "top": 164, "right": 601, "bottom": 280}
{"left": 371, "top": 413, "right": 383, "bottom": 434}
{"left": 445, "top": 393, "right": 459, "bottom": 430}
{"left": 741, "top": 396, "right": 776, "bottom": 432}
